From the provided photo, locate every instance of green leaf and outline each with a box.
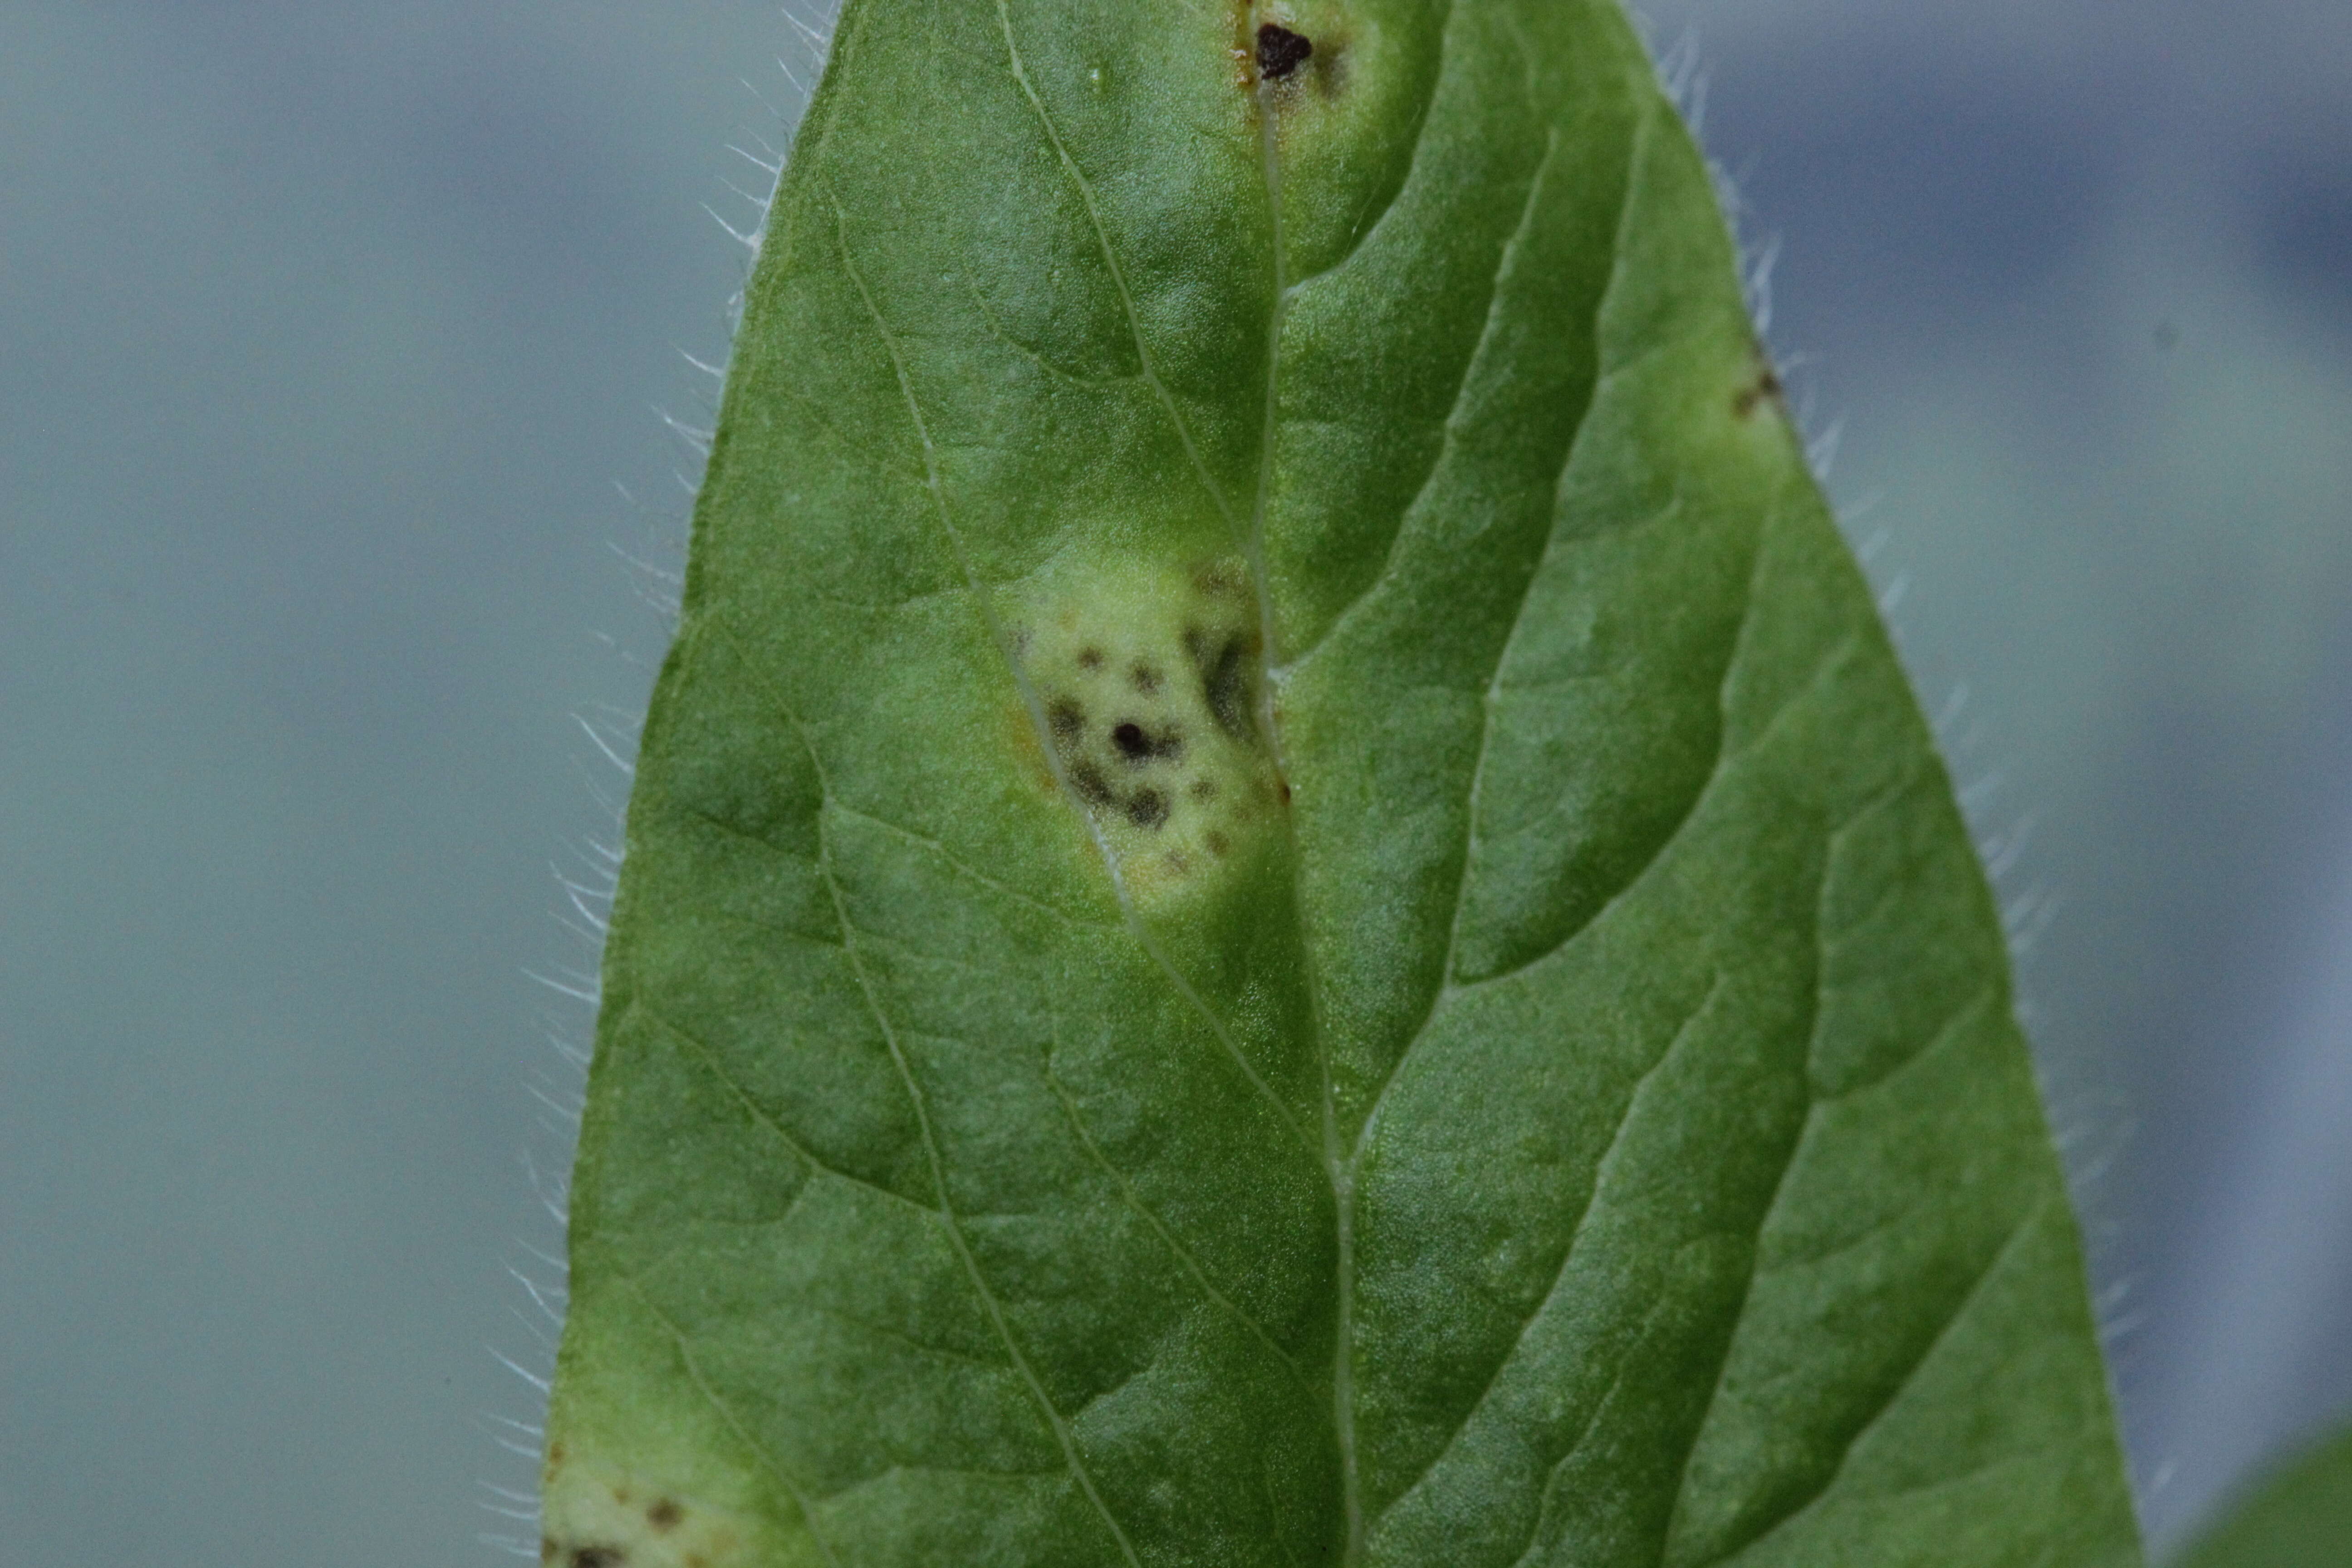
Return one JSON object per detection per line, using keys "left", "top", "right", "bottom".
{"left": 540, "top": 1, "right": 2143, "bottom": 1563}
{"left": 2180, "top": 1423, "right": 2352, "bottom": 1568}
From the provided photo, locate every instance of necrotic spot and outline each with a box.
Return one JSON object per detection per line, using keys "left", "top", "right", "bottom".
{"left": 647, "top": 1500, "right": 682, "bottom": 1531}
{"left": 1126, "top": 789, "right": 1169, "bottom": 829}
{"left": 1202, "top": 637, "right": 1251, "bottom": 738}
{"left": 1049, "top": 697, "right": 1086, "bottom": 745}
{"left": 1111, "top": 721, "right": 1183, "bottom": 764}
{"left": 1256, "top": 23, "right": 1312, "bottom": 82}
{"left": 1072, "top": 761, "right": 1115, "bottom": 806}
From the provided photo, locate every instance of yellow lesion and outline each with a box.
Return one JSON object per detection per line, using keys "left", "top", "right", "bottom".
{"left": 540, "top": 1445, "right": 764, "bottom": 1568}
{"left": 1009, "top": 555, "right": 1281, "bottom": 904}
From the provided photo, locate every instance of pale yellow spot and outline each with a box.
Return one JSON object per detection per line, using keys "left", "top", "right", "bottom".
{"left": 1011, "top": 555, "right": 1279, "bottom": 904}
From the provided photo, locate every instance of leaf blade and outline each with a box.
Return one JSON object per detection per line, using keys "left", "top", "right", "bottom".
{"left": 541, "top": 2, "right": 2143, "bottom": 1565}
{"left": 2182, "top": 1423, "right": 2352, "bottom": 1568}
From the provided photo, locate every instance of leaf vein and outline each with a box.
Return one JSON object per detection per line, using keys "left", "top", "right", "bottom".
{"left": 811, "top": 766, "right": 1145, "bottom": 1568}
{"left": 1345, "top": 108, "right": 1653, "bottom": 1154}
{"left": 632, "top": 995, "right": 938, "bottom": 1220}
{"left": 1043, "top": 1052, "right": 1308, "bottom": 1382}
{"left": 1371, "top": 972, "right": 1726, "bottom": 1527}
{"left": 993, "top": 0, "right": 1235, "bottom": 524}
{"left": 1688, "top": 1196, "right": 2053, "bottom": 1567}
{"left": 1281, "top": 121, "right": 1564, "bottom": 676}
{"left": 1451, "top": 616, "right": 1861, "bottom": 1000}
{"left": 826, "top": 799, "right": 1111, "bottom": 929}
{"left": 824, "top": 195, "right": 1315, "bottom": 1161}
{"left": 616, "top": 1273, "right": 846, "bottom": 1568}
{"left": 1279, "top": 0, "right": 1458, "bottom": 300}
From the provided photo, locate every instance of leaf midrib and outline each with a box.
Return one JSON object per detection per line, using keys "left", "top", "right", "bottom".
{"left": 1244, "top": 43, "right": 1367, "bottom": 1566}
{"left": 786, "top": 12, "right": 1660, "bottom": 1563}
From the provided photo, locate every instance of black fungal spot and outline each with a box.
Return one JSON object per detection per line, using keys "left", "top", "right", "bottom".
{"left": 1111, "top": 720, "right": 1183, "bottom": 764}
{"left": 1072, "top": 760, "right": 1115, "bottom": 806}
{"left": 571, "top": 1549, "right": 627, "bottom": 1568}
{"left": 1048, "top": 697, "right": 1087, "bottom": 745}
{"left": 1077, "top": 646, "right": 1104, "bottom": 670}
{"left": 1130, "top": 662, "right": 1161, "bottom": 694}
{"left": 1190, "top": 778, "right": 1218, "bottom": 801}
{"left": 1126, "top": 789, "right": 1170, "bottom": 829}
{"left": 1256, "top": 23, "right": 1312, "bottom": 82}
{"left": 647, "top": 1500, "right": 683, "bottom": 1531}
{"left": 1206, "top": 831, "right": 1229, "bottom": 857}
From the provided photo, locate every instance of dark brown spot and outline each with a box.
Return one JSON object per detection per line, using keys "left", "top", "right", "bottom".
{"left": 1257, "top": 24, "right": 1312, "bottom": 81}
{"left": 648, "top": 1499, "right": 683, "bottom": 1531}
{"left": 1077, "top": 646, "right": 1104, "bottom": 670}
{"left": 1130, "top": 662, "right": 1161, "bottom": 694}
{"left": 1190, "top": 778, "right": 1218, "bottom": 801}
{"left": 571, "top": 1549, "right": 626, "bottom": 1568}
{"left": 1126, "top": 789, "right": 1169, "bottom": 828}
{"left": 1193, "top": 560, "right": 1250, "bottom": 600}
{"left": 1048, "top": 697, "right": 1086, "bottom": 745}
{"left": 1279, "top": 779, "right": 1293, "bottom": 805}
{"left": 1733, "top": 367, "right": 1783, "bottom": 419}
{"left": 1201, "top": 637, "right": 1252, "bottom": 738}
{"left": 1206, "top": 831, "right": 1230, "bottom": 857}
{"left": 1072, "top": 760, "right": 1114, "bottom": 806}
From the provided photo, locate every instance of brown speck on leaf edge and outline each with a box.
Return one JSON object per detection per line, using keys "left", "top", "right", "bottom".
{"left": 1733, "top": 348, "right": 1784, "bottom": 419}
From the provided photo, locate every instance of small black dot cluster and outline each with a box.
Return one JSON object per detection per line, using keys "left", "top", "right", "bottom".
{"left": 1017, "top": 559, "right": 1274, "bottom": 891}
{"left": 1046, "top": 619, "right": 1250, "bottom": 838}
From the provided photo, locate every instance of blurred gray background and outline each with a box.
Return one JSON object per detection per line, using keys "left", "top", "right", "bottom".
{"left": 2, "top": 1, "right": 2346, "bottom": 1562}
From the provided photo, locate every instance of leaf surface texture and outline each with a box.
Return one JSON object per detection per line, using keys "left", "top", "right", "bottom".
{"left": 542, "top": 2, "right": 2143, "bottom": 1564}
